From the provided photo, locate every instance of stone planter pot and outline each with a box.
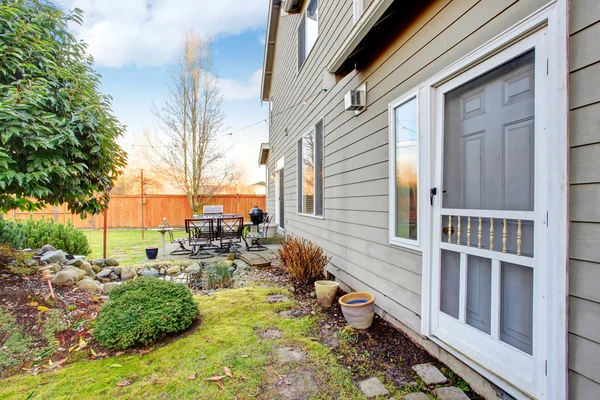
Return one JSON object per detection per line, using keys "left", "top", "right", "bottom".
{"left": 314, "top": 280, "right": 339, "bottom": 307}
{"left": 266, "top": 223, "right": 279, "bottom": 237}
{"left": 339, "top": 292, "right": 376, "bottom": 329}
{"left": 145, "top": 247, "right": 158, "bottom": 260}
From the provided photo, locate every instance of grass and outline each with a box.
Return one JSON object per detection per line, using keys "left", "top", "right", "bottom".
{"left": 81, "top": 229, "right": 187, "bottom": 265}
{"left": 0, "top": 287, "right": 365, "bottom": 400}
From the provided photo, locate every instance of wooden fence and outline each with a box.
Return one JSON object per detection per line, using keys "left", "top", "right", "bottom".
{"left": 6, "top": 194, "right": 266, "bottom": 229}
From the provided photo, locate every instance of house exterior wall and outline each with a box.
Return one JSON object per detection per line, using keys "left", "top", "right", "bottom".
{"left": 264, "top": 0, "right": 592, "bottom": 397}
{"left": 568, "top": 0, "right": 600, "bottom": 398}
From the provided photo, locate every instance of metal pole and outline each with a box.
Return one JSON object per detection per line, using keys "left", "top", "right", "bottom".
{"left": 103, "top": 208, "right": 107, "bottom": 259}
{"left": 141, "top": 169, "right": 145, "bottom": 239}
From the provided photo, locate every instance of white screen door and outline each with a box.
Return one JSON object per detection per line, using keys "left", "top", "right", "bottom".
{"left": 430, "top": 31, "right": 549, "bottom": 398}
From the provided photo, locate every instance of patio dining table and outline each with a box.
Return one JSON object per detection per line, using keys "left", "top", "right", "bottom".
{"left": 185, "top": 214, "right": 245, "bottom": 258}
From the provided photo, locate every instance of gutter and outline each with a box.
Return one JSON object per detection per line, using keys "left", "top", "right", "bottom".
{"left": 260, "top": 0, "right": 282, "bottom": 101}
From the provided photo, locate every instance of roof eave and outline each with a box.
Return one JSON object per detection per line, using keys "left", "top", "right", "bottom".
{"left": 260, "top": 0, "right": 282, "bottom": 101}
{"left": 258, "top": 143, "right": 270, "bottom": 166}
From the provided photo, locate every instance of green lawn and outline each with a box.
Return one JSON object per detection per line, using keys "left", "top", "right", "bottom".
{"left": 82, "top": 229, "right": 187, "bottom": 265}
{"left": 0, "top": 287, "right": 365, "bottom": 400}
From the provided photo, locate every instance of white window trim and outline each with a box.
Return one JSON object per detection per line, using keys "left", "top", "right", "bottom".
{"left": 297, "top": 120, "right": 324, "bottom": 218}
{"left": 352, "top": 0, "right": 364, "bottom": 24}
{"left": 297, "top": 0, "right": 319, "bottom": 72}
{"left": 405, "top": 2, "right": 568, "bottom": 399}
{"left": 388, "top": 90, "right": 423, "bottom": 252}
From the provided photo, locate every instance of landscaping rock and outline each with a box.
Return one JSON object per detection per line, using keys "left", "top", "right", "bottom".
{"left": 108, "top": 272, "right": 119, "bottom": 280}
{"left": 275, "top": 368, "right": 317, "bottom": 400}
{"left": 103, "top": 282, "right": 122, "bottom": 295}
{"left": 261, "top": 329, "right": 284, "bottom": 340}
{"left": 91, "top": 264, "right": 103, "bottom": 273}
{"left": 357, "top": 377, "right": 389, "bottom": 398}
{"left": 41, "top": 244, "right": 56, "bottom": 254}
{"left": 51, "top": 270, "right": 80, "bottom": 286}
{"left": 105, "top": 258, "right": 119, "bottom": 267}
{"left": 217, "top": 260, "right": 234, "bottom": 268}
{"left": 114, "top": 267, "right": 122, "bottom": 276}
{"left": 96, "top": 268, "right": 113, "bottom": 279}
{"left": 139, "top": 268, "right": 158, "bottom": 277}
{"left": 403, "top": 393, "right": 430, "bottom": 400}
{"left": 432, "top": 387, "right": 470, "bottom": 400}
{"left": 267, "top": 294, "right": 289, "bottom": 303}
{"left": 66, "top": 258, "right": 84, "bottom": 267}
{"left": 412, "top": 364, "right": 447, "bottom": 385}
{"left": 166, "top": 265, "right": 182, "bottom": 275}
{"left": 48, "top": 263, "right": 62, "bottom": 273}
{"left": 40, "top": 250, "right": 67, "bottom": 265}
{"left": 77, "top": 279, "right": 103, "bottom": 293}
{"left": 77, "top": 262, "right": 95, "bottom": 278}
{"left": 92, "top": 259, "right": 106, "bottom": 267}
{"left": 185, "top": 263, "right": 201, "bottom": 274}
{"left": 159, "top": 268, "right": 166, "bottom": 275}
{"left": 62, "top": 266, "right": 87, "bottom": 280}
{"left": 120, "top": 266, "right": 136, "bottom": 280}
{"left": 277, "top": 347, "right": 306, "bottom": 364}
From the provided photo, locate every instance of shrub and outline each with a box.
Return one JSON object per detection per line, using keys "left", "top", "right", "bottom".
{"left": 0, "top": 218, "right": 90, "bottom": 255}
{"left": 278, "top": 236, "right": 331, "bottom": 284}
{"left": 94, "top": 278, "right": 199, "bottom": 350}
{"left": 204, "top": 265, "right": 233, "bottom": 289}
{"left": 0, "top": 243, "right": 35, "bottom": 275}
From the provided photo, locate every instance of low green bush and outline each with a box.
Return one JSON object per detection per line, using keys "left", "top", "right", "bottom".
{"left": 0, "top": 218, "right": 90, "bottom": 255}
{"left": 94, "top": 278, "right": 199, "bottom": 350}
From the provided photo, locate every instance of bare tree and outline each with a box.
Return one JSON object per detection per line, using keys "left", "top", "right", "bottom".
{"left": 149, "top": 29, "right": 233, "bottom": 213}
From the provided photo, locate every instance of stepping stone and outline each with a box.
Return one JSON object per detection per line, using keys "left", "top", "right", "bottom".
{"left": 412, "top": 363, "right": 448, "bottom": 385}
{"left": 357, "top": 377, "right": 389, "bottom": 398}
{"left": 261, "top": 329, "right": 284, "bottom": 340}
{"left": 433, "top": 386, "right": 469, "bottom": 400}
{"left": 277, "top": 347, "right": 306, "bottom": 364}
{"left": 279, "top": 309, "right": 303, "bottom": 319}
{"left": 276, "top": 368, "right": 317, "bottom": 399}
{"left": 267, "top": 294, "right": 289, "bottom": 303}
{"left": 432, "top": 387, "right": 470, "bottom": 400}
{"left": 404, "top": 393, "right": 430, "bottom": 400}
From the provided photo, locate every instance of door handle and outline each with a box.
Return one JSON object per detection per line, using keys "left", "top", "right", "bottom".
{"left": 443, "top": 226, "right": 455, "bottom": 235}
{"left": 430, "top": 187, "right": 437, "bottom": 206}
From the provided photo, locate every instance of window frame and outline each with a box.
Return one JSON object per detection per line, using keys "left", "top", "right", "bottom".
{"left": 297, "top": 0, "right": 319, "bottom": 71}
{"left": 388, "top": 89, "right": 422, "bottom": 251}
{"left": 352, "top": 0, "right": 370, "bottom": 24}
{"left": 297, "top": 119, "right": 324, "bottom": 218}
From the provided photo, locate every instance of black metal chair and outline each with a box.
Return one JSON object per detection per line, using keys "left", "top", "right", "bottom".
{"left": 162, "top": 218, "right": 192, "bottom": 255}
{"left": 215, "top": 216, "right": 244, "bottom": 254}
{"left": 244, "top": 213, "right": 273, "bottom": 251}
{"left": 186, "top": 218, "right": 215, "bottom": 259}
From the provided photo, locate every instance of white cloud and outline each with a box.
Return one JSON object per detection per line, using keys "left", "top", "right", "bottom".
{"left": 218, "top": 69, "right": 263, "bottom": 101}
{"left": 66, "top": 0, "right": 267, "bottom": 67}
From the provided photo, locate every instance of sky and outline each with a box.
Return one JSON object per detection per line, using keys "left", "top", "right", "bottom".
{"left": 62, "top": 0, "right": 270, "bottom": 186}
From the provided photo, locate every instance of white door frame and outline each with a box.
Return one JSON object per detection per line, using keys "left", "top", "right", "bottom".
{"left": 418, "top": 2, "right": 568, "bottom": 399}
{"left": 274, "top": 156, "right": 285, "bottom": 232}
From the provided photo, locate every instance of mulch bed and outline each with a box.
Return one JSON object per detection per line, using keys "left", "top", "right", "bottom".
{"left": 251, "top": 265, "right": 482, "bottom": 398}
{"left": 0, "top": 270, "right": 201, "bottom": 378}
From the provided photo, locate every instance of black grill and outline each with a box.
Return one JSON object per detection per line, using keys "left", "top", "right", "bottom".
{"left": 249, "top": 206, "right": 265, "bottom": 225}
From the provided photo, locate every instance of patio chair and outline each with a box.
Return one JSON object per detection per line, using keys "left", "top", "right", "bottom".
{"left": 162, "top": 218, "right": 191, "bottom": 255}
{"left": 215, "top": 216, "right": 244, "bottom": 254}
{"left": 243, "top": 213, "right": 273, "bottom": 251}
{"left": 186, "top": 218, "right": 215, "bottom": 259}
